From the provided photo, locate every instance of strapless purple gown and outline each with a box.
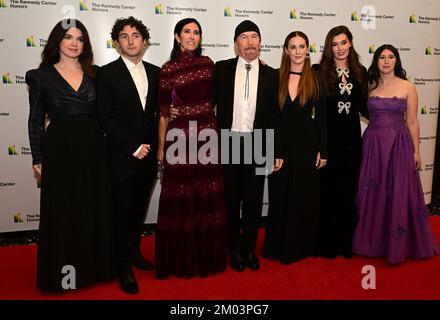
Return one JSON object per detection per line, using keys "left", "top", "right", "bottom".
{"left": 353, "top": 96, "right": 439, "bottom": 264}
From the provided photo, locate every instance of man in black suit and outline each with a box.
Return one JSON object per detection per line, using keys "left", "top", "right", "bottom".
{"left": 214, "top": 20, "right": 283, "bottom": 272}
{"left": 97, "top": 17, "right": 159, "bottom": 294}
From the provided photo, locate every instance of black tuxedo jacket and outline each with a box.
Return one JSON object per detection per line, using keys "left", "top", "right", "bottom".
{"left": 97, "top": 57, "right": 160, "bottom": 181}
{"left": 213, "top": 57, "right": 281, "bottom": 159}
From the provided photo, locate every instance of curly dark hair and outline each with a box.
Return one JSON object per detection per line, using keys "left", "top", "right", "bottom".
{"left": 40, "top": 19, "right": 95, "bottom": 79}
{"left": 368, "top": 44, "right": 407, "bottom": 91}
{"left": 111, "top": 16, "right": 150, "bottom": 45}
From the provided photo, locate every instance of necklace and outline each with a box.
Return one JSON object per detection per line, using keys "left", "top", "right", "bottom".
{"left": 289, "top": 71, "right": 302, "bottom": 75}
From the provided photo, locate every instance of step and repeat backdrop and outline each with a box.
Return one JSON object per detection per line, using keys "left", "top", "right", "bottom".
{"left": 0, "top": 0, "right": 439, "bottom": 232}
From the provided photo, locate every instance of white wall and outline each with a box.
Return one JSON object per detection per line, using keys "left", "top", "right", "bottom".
{"left": 1, "top": 0, "right": 439, "bottom": 232}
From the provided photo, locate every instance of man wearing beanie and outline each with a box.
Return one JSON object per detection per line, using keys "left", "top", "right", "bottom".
{"left": 214, "top": 20, "right": 282, "bottom": 272}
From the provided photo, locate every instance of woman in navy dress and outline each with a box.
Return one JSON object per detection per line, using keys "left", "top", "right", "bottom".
{"left": 27, "top": 19, "right": 114, "bottom": 291}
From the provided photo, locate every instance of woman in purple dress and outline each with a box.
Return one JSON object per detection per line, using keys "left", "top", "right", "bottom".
{"left": 353, "top": 44, "right": 439, "bottom": 264}
{"left": 155, "top": 18, "right": 227, "bottom": 279}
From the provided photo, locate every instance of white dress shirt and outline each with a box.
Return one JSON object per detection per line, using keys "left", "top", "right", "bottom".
{"left": 121, "top": 55, "right": 148, "bottom": 109}
{"left": 121, "top": 55, "right": 149, "bottom": 157}
{"left": 231, "top": 57, "right": 259, "bottom": 132}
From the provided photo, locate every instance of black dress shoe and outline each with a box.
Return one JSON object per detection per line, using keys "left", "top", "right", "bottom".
{"left": 118, "top": 267, "right": 139, "bottom": 294}
{"left": 246, "top": 252, "right": 260, "bottom": 271}
{"left": 229, "top": 253, "right": 246, "bottom": 272}
{"left": 133, "top": 253, "right": 154, "bottom": 271}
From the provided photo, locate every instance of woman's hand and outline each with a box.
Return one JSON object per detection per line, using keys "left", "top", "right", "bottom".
{"left": 170, "top": 105, "right": 179, "bottom": 120}
{"left": 157, "top": 148, "right": 164, "bottom": 162}
{"left": 414, "top": 152, "right": 422, "bottom": 170}
{"left": 32, "top": 164, "right": 42, "bottom": 179}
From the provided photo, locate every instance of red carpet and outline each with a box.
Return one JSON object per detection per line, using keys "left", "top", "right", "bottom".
{"left": 1, "top": 217, "right": 439, "bottom": 300}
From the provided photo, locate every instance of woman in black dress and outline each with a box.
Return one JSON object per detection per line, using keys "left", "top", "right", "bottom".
{"left": 26, "top": 19, "right": 115, "bottom": 292}
{"left": 313, "top": 26, "right": 368, "bottom": 259}
{"left": 262, "top": 31, "right": 327, "bottom": 264}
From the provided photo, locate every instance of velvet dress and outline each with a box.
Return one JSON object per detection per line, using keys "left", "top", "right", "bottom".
{"left": 155, "top": 51, "right": 228, "bottom": 278}
{"left": 313, "top": 65, "right": 368, "bottom": 258}
{"left": 262, "top": 77, "right": 327, "bottom": 264}
{"left": 26, "top": 65, "right": 115, "bottom": 291}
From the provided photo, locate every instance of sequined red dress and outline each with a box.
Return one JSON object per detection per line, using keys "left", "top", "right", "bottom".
{"left": 155, "top": 51, "right": 228, "bottom": 278}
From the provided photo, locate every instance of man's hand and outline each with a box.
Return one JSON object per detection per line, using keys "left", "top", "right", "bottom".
{"left": 315, "top": 152, "right": 327, "bottom": 169}
{"left": 273, "top": 159, "right": 283, "bottom": 172}
{"left": 135, "top": 144, "right": 151, "bottom": 160}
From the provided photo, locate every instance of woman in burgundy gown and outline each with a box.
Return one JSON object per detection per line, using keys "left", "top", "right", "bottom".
{"left": 155, "top": 18, "right": 227, "bottom": 279}
{"left": 353, "top": 44, "right": 439, "bottom": 264}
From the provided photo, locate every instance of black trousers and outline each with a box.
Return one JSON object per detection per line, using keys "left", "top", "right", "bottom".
{"left": 223, "top": 162, "right": 265, "bottom": 255}
{"left": 113, "top": 164, "right": 156, "bottom": 271}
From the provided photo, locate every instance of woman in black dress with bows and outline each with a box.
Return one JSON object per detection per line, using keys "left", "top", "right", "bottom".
{"left": 26, "top": 19, "right": 114, "bottom": 291}
{"left": 313, "top": 26, "right": 368, "bottom": 259}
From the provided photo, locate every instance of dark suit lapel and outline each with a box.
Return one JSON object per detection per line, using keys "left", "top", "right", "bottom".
{"left": 143, "top": 61, "right": 155, "bottom": 113}
{"left": 116, "top": 57, "right": 145, "bottom": 112}
{"left": 256, "top": 60, "right": 266, "bottom": 111}
{"left": 226, "top": 57, "right": 239, "bottom": 123}
{"left": 254, "top": 60, "right": 267, "bottom": 127}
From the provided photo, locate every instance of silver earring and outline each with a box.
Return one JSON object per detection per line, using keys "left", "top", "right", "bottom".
{"left": 306, "top": 52, "right": 311, "bottom": 59}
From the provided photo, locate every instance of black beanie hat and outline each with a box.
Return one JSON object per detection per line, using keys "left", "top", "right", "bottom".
{"left": 234, "top": 20, "right": 261, "bottom": 41}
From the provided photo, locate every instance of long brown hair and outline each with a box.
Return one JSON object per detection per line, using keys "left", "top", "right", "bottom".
{"left": 41, "top": 19, "right": 95, "bottom": 79}
{"left": 279, "top": 31, "right": 317, "bottom": 109}
{"left": 318, "top": 25, "right": 366, "bottom": 95}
